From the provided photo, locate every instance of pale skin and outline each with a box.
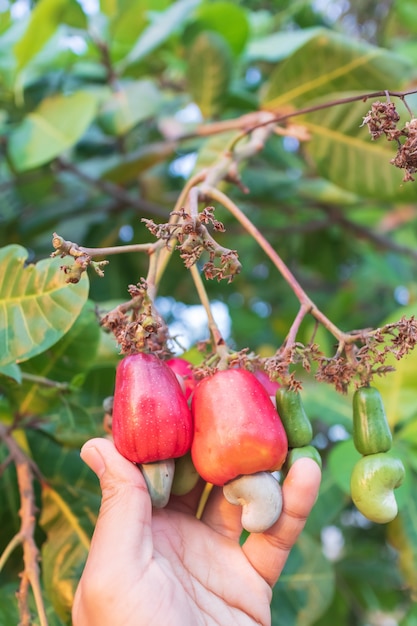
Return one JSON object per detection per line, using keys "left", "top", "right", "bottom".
{"left": 72, "top": 438, "right": 321, "bottom": 626}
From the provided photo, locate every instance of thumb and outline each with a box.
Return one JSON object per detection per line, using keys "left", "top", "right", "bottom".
{"left": 80, "top": 437, "right": 153, "bottom": 572}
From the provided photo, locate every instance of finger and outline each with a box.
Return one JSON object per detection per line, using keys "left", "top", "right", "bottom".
{"left": 242, "top": 458, "right": 321, "bottom": 587}
{"left": 79, "top": 438, "right": 153, "bottom": 579}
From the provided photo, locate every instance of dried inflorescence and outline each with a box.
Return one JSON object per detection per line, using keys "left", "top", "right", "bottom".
{"left": 390, "top": 119, "right": 417, "bottom": 182}
{"left": 361, "top": 101, "right": 401, "bottom": 141}
{"left": 362, "top": 100, "right": 417, "bottom": 182}
{"left": 143, "top": 206, "right": 241, "bottom": 282}
{"left": 100, "top": 279, "right": 170, "bottom": 355}
{"left": 262, "top": 315, "right": 417, "bottom": 393}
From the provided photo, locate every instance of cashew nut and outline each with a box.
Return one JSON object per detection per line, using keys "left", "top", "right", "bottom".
{"left": 223, "top": 471, "right": 283, "bottom": 533}
{"left": 350, "top": 453, "right": 405, "bottom": 524}
{"left": 140, "top": 459, "right": 175, "bottom": 508}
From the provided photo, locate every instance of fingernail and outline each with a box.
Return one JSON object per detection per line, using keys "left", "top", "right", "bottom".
{"left": 80, "top": 443, "right": 106, "bottom": 478}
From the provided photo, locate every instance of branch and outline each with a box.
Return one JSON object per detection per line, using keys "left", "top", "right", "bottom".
{"left": 322, "top": 204, "right": 417, "bottom": 261}
{"left": 236, "top": 88, "right": 417, "bottom": 141}
{"left": 0, "top": 423, "right": 48, "bottom": 626}
{"left": 199, "top": 185, "right": 350, "bottom": 344}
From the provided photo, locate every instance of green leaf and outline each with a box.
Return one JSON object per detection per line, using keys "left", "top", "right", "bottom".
{"left": 117, "top": 0, "right": 201, "bottom": 70}
{"left": 0, "top": 362, "right": 21, "bottom": 383}
{"left": 302, "top": 381, "right": 352, "bottom": 431}
{"left": 98, "top": 80, "right": 162, "bottom": 136}
{"left": 8, "top": 91, "right": 98, "bottom": 172}
{"left": 102, "top": 141, "right": 177, "bottom": 184}
{"left": 190, "top": 1, "right": 250, "bottom": 56}
{"left": 24, "top": 429, "right": 99, "bottom": 621}
{"left": 186, "top": 31, "right": 233, "bottom": 118}
{"left": 14, "top": 0, "right": 86, "bottom": 72}
{"left": 246, "top": 26, "right": 321, "bottom": 62}
{"left": 387, "top": 479, "right": 417, "bottom": 594}
{"left": 301, "top": 95, "right": 417, "bottom": 201}
{"left": 109, "top": 0, "right": 170, "bottom": 61}
{"left": 41, "top": 482, "right": 98, "bottom": 621}
{"left": 327, "top": 438, "right": 361, "bottom": 495}
{"left": 395, "top": 0, "right": 417, "bottom": 33}
{"left": 0, "top": 583, "right": 66, "bottom": 625}
{"left": 305, "top": 467, "right": 349, "bottom": 536}
{"left": 271, "top": 533, "right": 335, "bottom": 626}
{"left": 11, "top": 301, "right": 100, "bottom": 415}
{"left": 0, "top": 245, "right": 89, "bottom": 367}
{"left": 0, "top": 439, "right": 20, "bottom": 550}
{"left": 263, "top": 30, "right": 413, "bottom": 109}
{"left": 39, "top": 398, "right": 104, "bottom": 447}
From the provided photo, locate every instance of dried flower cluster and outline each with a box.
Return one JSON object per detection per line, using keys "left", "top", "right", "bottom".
{"left": 361, "top": 101, "right": 401, "bottom": 140}
{"left": 362, "top": 100, "right": 417, "bottom": 182}
{"left": 144, "top": 207, "right": 241, "bottom": 282}
{"left": 261, "top": 315, "right": 417, "bottom": 393}
{"left": 100, "top": 279, "right": 169, "bottom": 355}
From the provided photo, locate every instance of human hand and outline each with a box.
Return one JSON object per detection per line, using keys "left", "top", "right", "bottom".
{"left": 72, "top": 438, "right": 321, "bottom": 626}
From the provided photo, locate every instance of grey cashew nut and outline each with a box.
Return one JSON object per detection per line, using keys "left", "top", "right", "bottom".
{"left": 140, "top": 459, "right": 175, "bottom": 508}
{"left": 223, "top": 471, "right": 283, "bottom": 533}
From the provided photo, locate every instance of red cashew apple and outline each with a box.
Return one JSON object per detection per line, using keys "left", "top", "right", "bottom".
{"left": 112, "top": 353, "right": 193, "bottom": 464}
{"left": 191, "top": 368, "right": 288, "bottom": 486}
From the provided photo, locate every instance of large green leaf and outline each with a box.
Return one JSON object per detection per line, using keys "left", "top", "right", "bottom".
{"left": 8, "top": 91, "right": 98, "bottom": 172}
{"left": 40, "top": 482, "right": 98, "bottom": 621}
{"left": 190, "top": 1, "right": 250, "bottom": 56}
{"left": 301, "top": 95, "right": 417, "bottom": 200}
{"left": 0, "top": 245, "right": 89, "bottom": 367}
{"left": 25, "top": 430, "right": 99, "bottom": 621}
{"left": 117, "top": 0, "right": 201, "bottom": 70}
{"left": 109, "top": 0, "right": 170, "bottom": 60}
{"left": 39, "top": 398, "right": 104, "bottom": 447}
{"left": 186, "top": 31, "right": 233, "bottom": 118}
{"left": 263, "top": 30, "right": 413, "bottom": 110}
{"left": 271, "top": 533, "right": 335, "bottom": 626}
{"left": 11, "top": 301, "right": 100, "bottom": 415}
{"left": 246, "top": 27, "right": 321, "bottom": 63}
{"left": 98, "top": 80, "right": 162, "bottom": 136}
{"left": 102, "top": 141, "right": 177, "bottom": 184}
{"left": 14, "top": 0, "right": 86, "bottom": 72}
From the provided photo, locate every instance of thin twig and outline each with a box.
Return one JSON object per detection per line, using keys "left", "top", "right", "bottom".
{"left": 189, "top": 264, "right": 227, "bottom": 354}
{"left": 0, "top": 423, "right": 48, "bottom": 626}
{"left": 201, "top": 185, "right": 349, "bottom": 343}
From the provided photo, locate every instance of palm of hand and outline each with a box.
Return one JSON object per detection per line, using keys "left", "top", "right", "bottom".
{"left": 72, "top": 439, "right": 321, "bottom": 626}
{"left": 134, "top": 507, "right": 272, "bottom": 626}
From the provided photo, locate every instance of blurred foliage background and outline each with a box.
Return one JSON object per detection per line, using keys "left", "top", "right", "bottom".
{"left": 2, "top": 0, "right": 417, "bottom": 624}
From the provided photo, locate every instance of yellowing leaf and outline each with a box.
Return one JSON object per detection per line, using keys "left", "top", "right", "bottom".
{"left": 8, "top": 91, "right": 98, "bottom": 171}
{"left": 0, "top": 245, "right": 89, "bottom": 366}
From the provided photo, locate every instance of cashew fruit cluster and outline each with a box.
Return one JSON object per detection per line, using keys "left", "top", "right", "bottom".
{"left": 350, "top": 386, "right": 405, "bottom": 524}
{"left": 111, "top": 354, "right": 294, "bottom": 532}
